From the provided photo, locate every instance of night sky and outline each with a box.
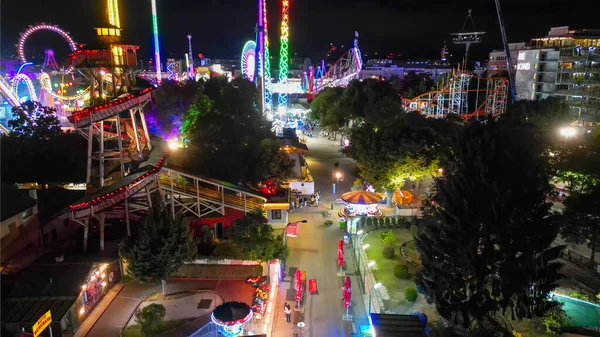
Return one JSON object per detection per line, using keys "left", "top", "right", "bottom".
{"left": 1, "top": 0, "right": 596, "bottom": 65}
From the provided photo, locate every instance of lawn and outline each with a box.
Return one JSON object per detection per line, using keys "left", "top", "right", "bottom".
{"left": 121, "top": 318, "right": 195, "bottom": 337}
{"left": 363, "top": 228, "right": 436, "bottom": 319}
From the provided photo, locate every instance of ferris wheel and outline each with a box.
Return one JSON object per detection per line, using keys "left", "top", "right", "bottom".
{"left": 241, "top": 40, "right": 257, "bottom": 81}
{"left": 16, "top": 23, "right": 90, "bottom": 102}
{"left": 17, "top": 23, "right": 78, "bottom": 65}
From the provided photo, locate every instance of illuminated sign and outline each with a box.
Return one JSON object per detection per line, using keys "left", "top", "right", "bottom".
{"left": 32, "top": 311, "right": 52, "bottom": 337}
{"left": 517, "top": 63, "right": 531, "bottom": 70}
{"left": 518, "top": 52, "right": 526, "bottom": 61}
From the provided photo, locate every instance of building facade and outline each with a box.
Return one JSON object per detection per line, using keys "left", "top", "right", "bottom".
{"left": 359, "top": 59, "right": 452, "bottom": 80}
{"left": 511, "top": 26, "right": 600, "bottom": 122}
{"left": 488, "top": 42, "right": 527, "bottom": 77}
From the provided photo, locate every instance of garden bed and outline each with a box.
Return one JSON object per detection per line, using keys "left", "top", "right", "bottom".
{"left": 363, "top": 228, "right": 436, "bottom": 319}
{"left": 121, "top": 318, "right": 195, "bottom": 337}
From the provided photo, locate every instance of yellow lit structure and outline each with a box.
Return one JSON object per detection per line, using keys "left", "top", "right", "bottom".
{"left": 107, "top": 0, "right": 121, "bottom": 29}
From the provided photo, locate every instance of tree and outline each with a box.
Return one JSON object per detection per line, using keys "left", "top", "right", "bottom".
{"left": 228, "top": 209, "right": 288, "bottom": 262}
{"left": 119, "top": 199, "right": 197, "bottom": 295}
{"left": 346, "top": 112, "right": 441, "bottom": 193}
{"left": 416, "top": 120, "right": 562, "bottom": 331}
{"left": 1, "top": 102, "right": 87, "bottom": 185}
{"left": 145, "top": 80, "right": 204, "bottom": 138}
{"left": 135, "top": 303, "right": 166, "bottom": 337}
{"left": 173, "top": 77, "right": 284, "bottom": 185}
{"left": 212, "top": 240, "right": 243, "bottom": 259}
{"left": 254, "top": 139, "right": 296, "bottom": 184}
{"left": 560, "top": 187, "right": 600, "bottom": 266}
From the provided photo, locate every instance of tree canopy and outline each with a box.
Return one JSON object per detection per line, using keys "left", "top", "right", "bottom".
{"left": 560, "top": 186, "right": 600, "bottom": 265}
{"left": 416, "top": 119, "right": 562, "bottom": 330}
{"left": 169, "top": 76, "right": 295, "bottom": 185}
{"left": 1, "top": 102, "right": 87, "bottom": 184}
{"left": 119, "top": 198, "right": 197, "bottom": 294}
{"left": 227, "top": 209, "right": 288, "bottom": 262}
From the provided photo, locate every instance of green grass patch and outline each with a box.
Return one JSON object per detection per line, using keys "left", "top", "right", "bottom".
{"left": 363, "top": 228, "right": 420, "bottom": 303}
{"left": 121, "top": 318, "right": 195, "bottom": 337}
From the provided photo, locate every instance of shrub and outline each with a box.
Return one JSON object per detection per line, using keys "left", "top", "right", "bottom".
{"left": 360, "top": 217, "right": 367, "bottom": 227}
{"left": 135, "top": 303, "right": 166, "bottom": 337}
{"left": 405, "top": 287, "right": 418, "bottom": 302}
{"left": 385, "top": 217, "right": 391, "bottom": 226}
{"left": 394, "top": 264, "right": 408, "bottom": 279}
{"left": 380, "top": 230, "right": 396, "bottom": 247}
{"left": 383, "top": 246, "right": 395, "bottom": 259}
{"left": 543, "top": 307, "right": 570, "bottom": 336}
{"left": 404, "top": 220, "right": 411, "bottom": 230}
{"left": 212, "top": 240, "right": 243, "bottom": 259}
{"left": 568, "top": 291, "right": 590, "bottom": 302}
{"left": 367, "top": 217, "right": 373, "bottom": 226}
{"left": 410, "top": 224, "right": 418, "bottom": 236}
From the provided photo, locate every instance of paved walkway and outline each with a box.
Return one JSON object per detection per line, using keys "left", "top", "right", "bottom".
{"left": 271, "top": 134, "right": 369, "bottom": 337}
{"left": 126, "top": 291, "right": 224, "bottom": 325}
{"left": 74, "top": 283, "right": 125, "bottom": 337}
{"left": 81, "top": 279, "right": 252, "bottom": 337}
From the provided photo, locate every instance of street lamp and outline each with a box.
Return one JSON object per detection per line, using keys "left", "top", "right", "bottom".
{"left": 332, "top": 170, "right": 343, "bottom": 210}
{"left": 368, "top": 282, "right": 383, "bottom": 315}
{"left": 559, "top": 127, "right": 577, "bottom": 139}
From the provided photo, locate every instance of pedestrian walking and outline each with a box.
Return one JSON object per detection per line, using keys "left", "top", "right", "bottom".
{"left": 303, "top": 196, "right": 308, "bottom": 207}
{"left": 284, "top": 302, "right": 292, "bottom": 323}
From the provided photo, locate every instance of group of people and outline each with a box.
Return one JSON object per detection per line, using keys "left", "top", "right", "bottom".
{"left": 291, "top": 191, "right": 321, "bottom": 211}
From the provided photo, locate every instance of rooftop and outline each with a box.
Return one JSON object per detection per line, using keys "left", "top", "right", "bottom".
{"left": 1, "top": 184, "right": 36, "bottom": 222}
{"left": 369, "top": 313, "right": 426, "bottom": 337}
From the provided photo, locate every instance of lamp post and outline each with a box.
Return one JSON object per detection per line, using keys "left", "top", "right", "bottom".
{"left": 332, "top": 171, "right": 342, "bottom": 210}
{"left": 368, "top": 282, "right": 383, "bottom": 315}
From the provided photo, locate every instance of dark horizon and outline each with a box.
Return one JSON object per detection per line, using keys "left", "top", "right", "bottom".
{"left": 1, "top": 0, "right": 596, "bottom": 65}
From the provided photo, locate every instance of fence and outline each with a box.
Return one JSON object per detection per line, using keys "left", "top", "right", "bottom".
{"left": 188, "top": 322, "right": 218, "bottom": 337}
{"left": 554, "top": 244, "right": 600, "bottom": 275}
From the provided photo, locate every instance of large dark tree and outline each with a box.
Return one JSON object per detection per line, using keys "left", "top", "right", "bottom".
{"left": 119, "top": 198, "right": 197, "bottom": 295}
{"left": 1, "top": 102, "right": 87, "bottom": 185}
{"left": 416, "top": 119, "right": 562, "bottom": 331}
{"left": 560, "top": 186, "right": 600, "bottom": 266}
{"left": 173, "top": 76, "right": 292, "bottom": 185}
{"left": 227, "top": 209, "right": 288, "bottom": 262}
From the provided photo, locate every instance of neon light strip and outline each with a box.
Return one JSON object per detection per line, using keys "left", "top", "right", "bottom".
{"left": 151, "top": 0, "right": 162, "bottom": 83}
{"left": 278, "top": 0, "right": 290, "bottom": 107}
{"left": 108, "top": 0, "right": 121, "bottom": 28}
{"left": 16, "top": 62, "right": 33, "bottom": 76}
{"left": 263, "top": 0, "right": 272, "bottom": 111}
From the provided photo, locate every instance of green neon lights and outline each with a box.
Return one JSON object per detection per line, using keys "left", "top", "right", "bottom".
{"left": 278, "top": 0, "right": 289, "bottom": 107}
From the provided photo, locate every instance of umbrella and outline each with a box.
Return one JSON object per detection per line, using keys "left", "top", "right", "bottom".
{"left": 341, "top": 191, "right": 383, "bottom": 205}
{"left": 337, "top": 240, "right": 344, "bottom": 267}
{"left": 343, "top": 276, "right": 352, "bottom": 309}
{"left": 295, "top": 269, "right": 303, "bottom": 303}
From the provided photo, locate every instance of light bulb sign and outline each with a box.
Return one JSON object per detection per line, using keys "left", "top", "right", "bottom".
{"left": 32, "top": 310, "right": 52, "bottom": 337}
{"left": 515, "top": 50, "right": 539, "bottom": 101}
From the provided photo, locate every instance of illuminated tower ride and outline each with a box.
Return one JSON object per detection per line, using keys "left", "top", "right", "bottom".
{"left": 187, "top": 34, "right": 194, "bottom": 79}
{"left": 262, "top": 0, "right": 273, "bottom": 112}
{"left": 277, "top": 0, "right": 290, "bottom": 108}
{"left": 151, "top": 0, "right": 162, "bottom": 83}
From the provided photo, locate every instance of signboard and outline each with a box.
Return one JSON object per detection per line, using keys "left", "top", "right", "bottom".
{"left": 515, "top": 50, "right": 540, "bottom": 101}
{"left": 32, "top": 311, "right": 52, "bottom": 337}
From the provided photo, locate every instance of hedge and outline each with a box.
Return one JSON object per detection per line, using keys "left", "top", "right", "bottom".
{"left": 405, "top": 286, "right": 418, "bottom": 302}
{"left": 176, "top": 264, "right": 262, "bottom": 279}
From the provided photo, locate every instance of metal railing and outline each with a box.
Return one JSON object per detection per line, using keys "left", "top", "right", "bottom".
{"left": 189, "top": 322, "right": 218, "bottom": 337}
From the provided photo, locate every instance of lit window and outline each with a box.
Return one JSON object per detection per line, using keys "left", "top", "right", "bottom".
{"left": 102, "top": 28, "right": 108, "bottom": 35}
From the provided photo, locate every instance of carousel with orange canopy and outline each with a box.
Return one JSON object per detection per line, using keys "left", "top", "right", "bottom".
{"left": 340, "top": 191, "right": 383, "bottom": 217}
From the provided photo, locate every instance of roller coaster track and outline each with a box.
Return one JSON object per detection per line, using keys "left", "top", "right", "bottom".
{"left": 309, "top": 32, "right": 363, "bottom": 93}
{"left": 402, "top": 71, "right": 508, "bottom": 120}
{"left": 0, "top": 74, "right": 22, "bottom": 107}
